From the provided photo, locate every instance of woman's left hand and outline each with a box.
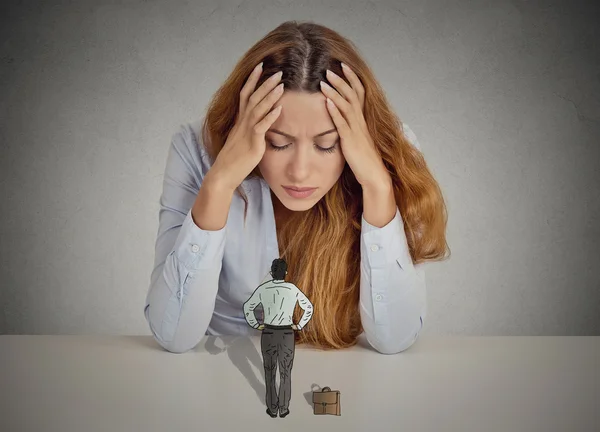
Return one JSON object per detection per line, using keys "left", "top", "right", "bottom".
{"left": 320, "top": 64, "right": 391, "bottom": 189}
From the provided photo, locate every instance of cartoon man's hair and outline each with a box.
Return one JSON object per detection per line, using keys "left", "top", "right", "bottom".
{"left": 271, "top": 258, "right": 287, "bottom": 280}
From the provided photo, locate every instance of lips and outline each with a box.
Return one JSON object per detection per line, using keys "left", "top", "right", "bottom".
{"left": 283, "top": 186, "right": 316, "bottom": 192}
{"left": 282, "top": 186, "right": 317, "bottom": 199}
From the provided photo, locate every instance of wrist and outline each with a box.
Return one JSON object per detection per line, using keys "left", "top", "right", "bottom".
{"left": 361, "top": 173, "right": 393, "bottom": 195}
{"left": 204, "top": 169, "right": 236, "bottom": 195}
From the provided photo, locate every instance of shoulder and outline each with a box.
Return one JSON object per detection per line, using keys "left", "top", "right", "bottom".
{"left": 401, "top": 122, "right": 421, "bottom": 151}
{"left": 258, "top": 280, "right": 273, "bottom": 289}
{"left": 286, "top": 282, "right": 301, "bottom": 292}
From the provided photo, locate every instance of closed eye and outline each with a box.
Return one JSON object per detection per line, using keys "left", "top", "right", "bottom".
{"left": 267, "top": 140, "right": 338, "bottom": 154}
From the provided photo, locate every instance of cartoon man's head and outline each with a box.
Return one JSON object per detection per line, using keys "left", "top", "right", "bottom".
{"left": 271, "top": 258, "right": 288, "bottom": 281}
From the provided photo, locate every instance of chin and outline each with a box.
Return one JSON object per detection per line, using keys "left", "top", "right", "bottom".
{"left": 279, "top": 198, "right": 317, "bottom": 212}
{"left": 276, "top": 190, "right": 320, "bottom": 211}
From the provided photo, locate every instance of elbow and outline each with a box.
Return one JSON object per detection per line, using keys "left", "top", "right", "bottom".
{"left": 150, "top": 328, "right": 202, "bottom": 354}
{"left": 161, "top": 340, "right": 196, "bottom": 354}
{"left": 364, "top": 316, "right": 424, "bottom": 355}
{"left": 144, "top": 304, "right": 203, "bottom": 354}
{"left": 368, "top": 332, "right": 421, "bottom": 355}
{"left": 144, "top": 257, "right": 216, "bottom": 354}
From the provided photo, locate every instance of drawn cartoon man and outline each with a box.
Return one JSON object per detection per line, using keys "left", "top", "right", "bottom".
{"left": 243, "top": 257, "right": 314, "bottom": 418}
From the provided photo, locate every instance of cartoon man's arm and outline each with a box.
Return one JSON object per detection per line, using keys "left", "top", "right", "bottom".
{"left": 294, "top": 287, "right": 314, "bottom": 330}
{"left": 243, "top": 286, "right": 263, "bottom": 329}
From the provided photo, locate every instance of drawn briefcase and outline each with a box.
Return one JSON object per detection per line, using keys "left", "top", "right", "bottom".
{"left": 312, "top": 386, "right": 341, "bottom": 416}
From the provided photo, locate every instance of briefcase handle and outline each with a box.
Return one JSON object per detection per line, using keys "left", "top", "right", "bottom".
{"left": 321, "top": 387, "right": 331, "bottom": 392}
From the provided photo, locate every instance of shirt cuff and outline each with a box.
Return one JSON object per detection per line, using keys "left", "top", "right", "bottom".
{"left": 361, "top": 207, "right": 413, "bottom": 270}
{"left": 172, "top": 208, "right": 227, "bottom": 270}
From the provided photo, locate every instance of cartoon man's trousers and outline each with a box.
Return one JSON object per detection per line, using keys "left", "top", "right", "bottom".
{"left": 260, "top": 324, "right": 295, "bottom": 413}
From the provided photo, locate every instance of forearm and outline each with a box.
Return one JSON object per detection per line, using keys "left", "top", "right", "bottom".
{"left": 297, "top": 306, "right": 314, "bottom": 329}
{"left": 359, "top": 184, "right": 427, "bottom": 354}
{"left": 191, "top": 170, "right": 235, "bottom": 231}
{"left": 244, "top": 308, "right": 259, "bottom": 328}
{"left": 145, "top": 207, "right": 227, "bottom": 353}
{"left": 146, "top": 261, "right": 223, "bottom": 353}
{"left": 361, "top": 173, "right": 396, "bottom": 228}
{"left": 145, "top": 124, "right": 231, "bottom": 354}
{"left": 359, "top": 261, "right": 426, "bottom": 354}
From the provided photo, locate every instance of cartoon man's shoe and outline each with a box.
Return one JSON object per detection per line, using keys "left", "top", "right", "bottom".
{"left": 266, "top": 408, "right": 277, "bottom": 418}
{"left": 279, "top": 408, "right": 290, "bottom": 418}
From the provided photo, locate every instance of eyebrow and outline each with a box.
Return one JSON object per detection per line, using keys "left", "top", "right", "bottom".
{"left": 267, "top": 128, "right": 338, "bottom": 139}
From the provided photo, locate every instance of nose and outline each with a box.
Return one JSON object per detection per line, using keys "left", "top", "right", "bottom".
{"left": 286, "top": 144, "right": 312, "bottom": 181}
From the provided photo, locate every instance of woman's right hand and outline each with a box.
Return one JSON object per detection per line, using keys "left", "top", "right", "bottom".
{"left": 209, "top": 63, "right": 284, "bottom": 192}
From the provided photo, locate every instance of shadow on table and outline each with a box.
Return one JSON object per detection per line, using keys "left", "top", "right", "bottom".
{"left": 202, "top": 337, "right": 322, "bottom": 410}
{"left": 303, "top": 383, "right": 325, "bottom": 409}
{"left": 204, "top": 336, "right": 266, "bottom": 406}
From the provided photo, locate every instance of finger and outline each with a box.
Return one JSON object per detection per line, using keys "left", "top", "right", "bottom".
{"left": 239, "top": 62, "right": 264, "bottom": 114}
{"left": 253, "top": 104, "right": 282, "bottom": 134}
{"left": 340, "top": 63, "right": 365, "bottom": 111}
{"left": 250, "top": 82, "right": 284, "bottom": 126}
{"left": 325, "top": 69, "right": 361, "bottom": 113}
{"left": 321, "top": 81, "right": 356, "bottom": 127}
{"left": 325, "top": 98, "right": 350, "bottom": 137}
{"left": 245, "top": 71, "right": 283, "bottom": 121}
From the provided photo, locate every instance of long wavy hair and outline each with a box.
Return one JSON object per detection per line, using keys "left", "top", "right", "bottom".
{"left": 200, "top": 20, "right": 450, "bottom": 350}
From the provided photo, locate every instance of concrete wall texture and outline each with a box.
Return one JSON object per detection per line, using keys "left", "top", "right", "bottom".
{"left": 1, "top": 0, "right": 598, "bottom": 336}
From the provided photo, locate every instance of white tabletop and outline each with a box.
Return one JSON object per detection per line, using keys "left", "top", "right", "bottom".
{"left": 1, "top": 335, "right": 598, "bottom": 432}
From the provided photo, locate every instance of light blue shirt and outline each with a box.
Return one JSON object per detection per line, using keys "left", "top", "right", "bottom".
{"left": 243, "top": 279, "right": 314, "bottom": 329}
{"left": 144, "top": 118, "right": 427, "bottom": 354}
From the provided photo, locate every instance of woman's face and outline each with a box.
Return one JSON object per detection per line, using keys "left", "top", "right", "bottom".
{"left": 258, "top": 90, "right": 346, "bottom": 212}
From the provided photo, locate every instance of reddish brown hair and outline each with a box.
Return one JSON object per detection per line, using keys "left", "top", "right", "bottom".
{"left": 201, "top": 21, "right": 450, "bottom": 350}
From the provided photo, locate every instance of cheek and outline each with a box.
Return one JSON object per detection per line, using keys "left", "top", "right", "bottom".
{"left": 324, "top": 154, "right": 346, "bottom": 176}
{"left": 313, "top": 158, "right": 344, "bottom": 186}
{"left": 258, "top": 156, "right": 279, "bottom": 179}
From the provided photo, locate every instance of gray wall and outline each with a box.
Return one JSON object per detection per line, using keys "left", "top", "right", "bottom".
{"left": 1, "top": 0, "right": 598, "bottom": 336}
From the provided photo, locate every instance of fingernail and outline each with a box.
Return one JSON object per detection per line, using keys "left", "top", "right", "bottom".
{"left": 256, "top": 62, "right": 263, "bottom": 71}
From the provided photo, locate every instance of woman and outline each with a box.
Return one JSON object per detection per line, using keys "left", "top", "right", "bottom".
{"left": 144, "top": 20, "right": 450, "bottom": 355}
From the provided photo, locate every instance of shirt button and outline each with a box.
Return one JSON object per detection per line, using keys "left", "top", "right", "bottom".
{"left": 177, "top": 291, "right": 183, "bottom": 299}
{"left": 375, "top": 294, "right": 383, "bottom": 301}
{"left": 370, "top": 244, "right": 379, "bottom": 252}
{"left": 191, "top": 244, "right": 200, "bottom": 253}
